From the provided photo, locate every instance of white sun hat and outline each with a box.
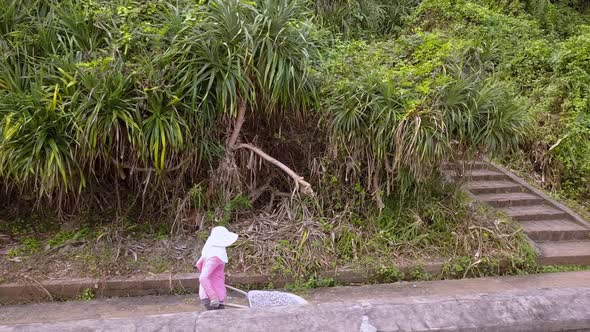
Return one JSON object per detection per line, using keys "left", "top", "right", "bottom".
{"left": 201, "top": 226, "right": 239, "bottom": 263}
{"left": 205, "top": 226, "right": 238, "bottom": 247}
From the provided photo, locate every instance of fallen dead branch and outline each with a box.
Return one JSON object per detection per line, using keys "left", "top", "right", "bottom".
{"left": 236, "top": 143, "right": 314, "bottom": 196}
{"left": 23, "top": 275, "right": 54, "bottom": 301}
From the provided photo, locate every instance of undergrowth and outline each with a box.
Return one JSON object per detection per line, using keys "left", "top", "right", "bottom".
{"left": 1, "top": 0, "right": 588, "bottom": 285}
{"left": 408, "top": 0, "right": 590, "bottom": 216}
{"left": 0, "top": 178, "right": 537, "bottom": 284}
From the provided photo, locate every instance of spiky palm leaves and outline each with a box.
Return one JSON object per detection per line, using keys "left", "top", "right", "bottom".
{"left": 173, "top": 0, "right": 314, "bottom": 117}
{"left": 438, "top": 65, "right": 528, "bottom": 158}
{"left": 314, "top": 0, "right": 421, "bottom": 37}
{"left": 0, "top": 57, "right": 83, "bottom": 201}
{"left": 0, "top": 0, "right": 316, "bottom": 209}
{"left": 170, "top": 0, "right": 316, "bottom": 199}
{"left": 321, "top": 39, "right": 529, "bottom": 201}
{"left": 0, "top": 0, "right": 530, "bottom": 214}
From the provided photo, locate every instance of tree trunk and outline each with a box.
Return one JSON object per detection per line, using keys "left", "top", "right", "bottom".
{"left": 216, "top": 98, "right": 314, "bottom": 197}
{"left": 227, "top": 100, "right": 247, "bottom": 150}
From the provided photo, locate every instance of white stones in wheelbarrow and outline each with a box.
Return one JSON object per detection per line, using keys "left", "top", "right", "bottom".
{"left": 247, "top": 290, "right": 308, "bottom": 308}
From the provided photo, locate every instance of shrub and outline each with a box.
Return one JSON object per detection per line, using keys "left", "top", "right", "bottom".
{"left": 316, "top": 33, "right": 528, "bottom": 196}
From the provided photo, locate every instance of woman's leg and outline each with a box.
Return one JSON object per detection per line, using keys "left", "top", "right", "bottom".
{"left": 200, "top": 299, "right": 225, "bottom": 310}
{"left": 200, "top": 298, "right": 212, "bottom": 310}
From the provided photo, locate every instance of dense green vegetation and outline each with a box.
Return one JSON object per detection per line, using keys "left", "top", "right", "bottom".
{"left": 0, "top": 0, "right": 535, "bottom": 214}
{"left": 1, "top": 0, "right": 588, "bottom": 281}
{"left": 408, "top": 0, "right": 590, "bottom": 210}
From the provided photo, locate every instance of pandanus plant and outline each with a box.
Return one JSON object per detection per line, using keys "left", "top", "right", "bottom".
{"left": 171, "top": 0, "right": 317, "bottom": 199}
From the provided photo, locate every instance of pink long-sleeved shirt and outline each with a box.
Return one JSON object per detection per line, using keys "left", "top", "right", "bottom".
{"left": 196, "top": 256, "right": 227, "bottom": 301}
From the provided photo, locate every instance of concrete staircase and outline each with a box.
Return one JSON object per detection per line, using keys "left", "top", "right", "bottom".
{"left": 444, "top": 161, "right": 590, "bottom": 266}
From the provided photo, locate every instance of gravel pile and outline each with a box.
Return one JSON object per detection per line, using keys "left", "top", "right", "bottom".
{"left": 247, "top": 290, "right": 308, "bottom": 308}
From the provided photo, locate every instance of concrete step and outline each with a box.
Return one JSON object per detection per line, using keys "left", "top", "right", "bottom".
{"left": 502, "top": 205, "right": 569, "bottom": 222}
{"left": 447, "top": 169, "right": 508, "bottom": 181}
{"left": 476, "top": 192, "right": 543, "bottom": 208}
{"left": 467, "top": 181, "right": 525, "bottom": 194}
{"left": 521, "top": 219, "right": 590, "bottom": 241}
{"left": 537, "top": 241, "right": 590, "bottom": 266}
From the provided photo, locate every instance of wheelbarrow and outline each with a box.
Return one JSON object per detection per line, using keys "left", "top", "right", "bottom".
{"left": 223, "top": 285, "right": 308, "bottom": 309}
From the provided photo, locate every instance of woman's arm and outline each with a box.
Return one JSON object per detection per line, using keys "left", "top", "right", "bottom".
{"left": 195, "top": 257, "right": 204, "bottom": 271}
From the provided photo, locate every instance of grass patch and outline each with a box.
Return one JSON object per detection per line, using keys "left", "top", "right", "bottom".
{"left": 409, "top": 266, "right": 434, "bottom": 281}
{"left": 77, "top": 288, "right": 95, "bottom": 301}
{"left": 0, "top": 214, "right": 59, "bottom": 237}
{"left": 539, "top": 265, "right": 590, "bottom": 273}
{"left": 285, "top": 276, "right": 337, "bottom": 292}
{"left": 47, "top": 227, "right": 93, "bottom": 248}
{"left": 372, "top": 265, "right": 406, "bottom": 283}
{"left": 20, "top": 237, "right": 40, "bottom": 254}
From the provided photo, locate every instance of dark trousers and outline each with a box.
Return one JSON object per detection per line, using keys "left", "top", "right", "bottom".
{"left": 201, "top": 298, "right": 225, "bottom": 310}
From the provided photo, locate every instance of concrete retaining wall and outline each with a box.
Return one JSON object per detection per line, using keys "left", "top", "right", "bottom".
{"left": 0, "top": 263, "right": 444, "bottom": 304}
{"left": 2, "top": 287, "right": 589, "bottom": 332}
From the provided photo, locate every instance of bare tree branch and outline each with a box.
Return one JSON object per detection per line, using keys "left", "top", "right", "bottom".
{"left": 236, "top": 143, "right": 314, "bottom": 196}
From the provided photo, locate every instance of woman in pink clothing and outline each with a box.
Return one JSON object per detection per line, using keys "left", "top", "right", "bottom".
{"left": 195, "top": 226, "right": 238, "bottom": 310}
